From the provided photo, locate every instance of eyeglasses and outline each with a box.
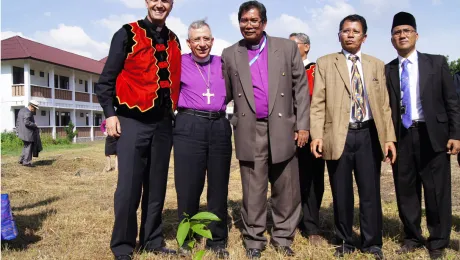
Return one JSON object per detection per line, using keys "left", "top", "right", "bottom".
{"left": 392, "top": 28, "right": 416, "bottom": 37}
{"left": 239, "top": 19, "right": 262, "bottom": 27}
{"left": 340, "top": 29, "right": 362, "bottom": 36}
{"left": 189, "top": 37, "right": 212, "bottom": 44}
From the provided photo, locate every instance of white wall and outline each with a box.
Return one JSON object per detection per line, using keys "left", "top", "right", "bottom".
{"left": 75, "top": 111, "right": 89, "bottom": 126}
{"left": 35, "top": 109, "right": 51, "bottom": 126}
{"left": 1, "top": 63, "right": 15, "bottom": 131}
{"left": 74, "top": 74, "right": 87, "bottom": 93}
{"left": 30, "top": 69, "right": 48, "bottom": 87}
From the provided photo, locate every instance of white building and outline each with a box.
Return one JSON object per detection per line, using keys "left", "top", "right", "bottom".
{"left": 1, "top": 36, "right": 106, "bottom": 142}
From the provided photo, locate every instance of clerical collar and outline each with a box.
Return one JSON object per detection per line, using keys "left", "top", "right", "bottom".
{"left": 144, "top": 17, "right": 164, "bottom": 33}
{"left": 247, "top": 34, "right": 266, "bottom": 50}
{"left": 192, "top": 54, "right": 211, "bottom": 64}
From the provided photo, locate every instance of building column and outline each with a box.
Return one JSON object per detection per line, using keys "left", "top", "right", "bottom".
{"left": 71, "top": 70, "right": 76, "bottom": 102}
{"left": 51, "top": 107, "right": 56, "bottom": 139}
{"left": 72, "top": 109, "right": 77, "bottom": 143}
{"left": 24, "top": 60, "right": 31, "bottom": 106}
{"left": 90, "top": 110, "right": 94, "bottom": 141}
{"left": 49, "top": 67, "right": 55, "bottom": 103}
{"left": 89, "top": 75, "right": 93, "bottom": 103}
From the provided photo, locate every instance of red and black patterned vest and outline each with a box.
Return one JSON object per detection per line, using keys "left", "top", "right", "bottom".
{"left": 115, "top": 20, "right": 181, "bottom": 112}
{"left": 305, "top": 62, "right": 316, "bottom": 98}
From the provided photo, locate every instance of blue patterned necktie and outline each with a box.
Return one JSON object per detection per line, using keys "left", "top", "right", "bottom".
{"left": 401, "top": 59, "right": 412, "bottom": 128}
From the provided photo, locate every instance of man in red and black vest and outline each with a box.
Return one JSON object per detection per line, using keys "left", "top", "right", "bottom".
{"left": 96, "top": 1, "right": 181, "bottom": 259}
{"left": 289, "top": 32, "right": 326, "bottom": 245}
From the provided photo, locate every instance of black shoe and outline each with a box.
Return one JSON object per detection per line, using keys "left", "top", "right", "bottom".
{"left": 114, "top": 255, "right": 132, "bottom": 260}
{"left": 149, "top": 246, "right": 177, "bottom": 255}
{"left": 246, "top": 248, "right": 261, "bottom": 259}
{"left": 274, "top": 246, "right": 295, "bottom": 257}
{"left": 396, "top": 244, "right": 423, "bottom": 254}
{"left": 206, "top": 245, "right": 229, "bottom": 259}
{"left": 429, "top": 249, "right": 445, "bottom": 260}
{"left": 23, "top": 163, "right": 35, "bottom": 167}
{"left": 365, "top": 247, "right": 385, "bottom": 260}
{"left": 18, "top": 161, "right": 23, "bottom": 164}
{"left": 334, "top": 246, "right": 355, "bottom": 257}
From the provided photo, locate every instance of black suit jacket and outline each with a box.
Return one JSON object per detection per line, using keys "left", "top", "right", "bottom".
{"left": 385, "top": 52, "right": 460, "bottom": 152}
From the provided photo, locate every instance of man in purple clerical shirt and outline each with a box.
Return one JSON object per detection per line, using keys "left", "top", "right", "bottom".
{"left": 221, "top": 1, "right": 310, "bottom": 258}
{"left": 173, "top": 19, "right": 232, "bottom": 259}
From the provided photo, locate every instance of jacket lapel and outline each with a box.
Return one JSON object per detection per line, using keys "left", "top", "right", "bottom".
{"left": 361, "top": 54, "right": 373, "bottom": 98}
{"left": 418, "top": 52, "right": 433, "bottom": 98}
{"left": 334, "top": 52, "right": 351, "bottom": 93}
{"left": 388, "top": 58, "right": 400, "bottom": 101}
{"left": 236, "top": 41, "right": 256, "bottom": 111}
{"left": 268, "top": 36, "right": 280, "bottom": 115}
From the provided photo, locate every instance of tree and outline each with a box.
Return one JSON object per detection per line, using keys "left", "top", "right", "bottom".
{"left": 445, "top": 55, "right": 460, "bottom": 75}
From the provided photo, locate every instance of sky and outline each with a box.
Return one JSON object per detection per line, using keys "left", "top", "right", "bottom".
{"left": 2, "top": 0, "right": 460, "bottom": 63}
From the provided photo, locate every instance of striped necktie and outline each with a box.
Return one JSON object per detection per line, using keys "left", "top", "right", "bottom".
{"left": 349, "top": 54, "right": 366, "bottom": 122}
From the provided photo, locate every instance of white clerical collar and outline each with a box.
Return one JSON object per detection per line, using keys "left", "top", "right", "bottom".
{"left": 342, "top": 49, "right": 362, "bottom": 62}
{"left": 303, "top": 59, "right": 311, "bottom": 67}
{"left": 398, "top": 49, "right": 418, "bottom": 67}
{"left": 192, "top": 54, "right": 211, "bottom": 64}
{"left": 156, "top": 27, "right": 162, "bottom": 32}
{"left": 248, "top": 35, "right": 266, "bottom": 50}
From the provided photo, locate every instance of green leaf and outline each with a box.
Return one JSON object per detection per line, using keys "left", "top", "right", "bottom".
{"left": 190, "top": 212, "right": 221, "bottom": 222}
{"left": 191, "top": 223, "right": 213, "bottom": 239}
{"left": 187, "top": 240, "right": 196, "bottom": 249}
{"left": 193, "top": 250, "right": 206, "bottom": 260}
{"left": 176, "top": 220, "right": 190, "bottom": 247}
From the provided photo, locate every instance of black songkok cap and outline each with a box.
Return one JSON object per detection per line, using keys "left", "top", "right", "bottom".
{"left": 392, "top": 12, "right": 417, "bottom": 31}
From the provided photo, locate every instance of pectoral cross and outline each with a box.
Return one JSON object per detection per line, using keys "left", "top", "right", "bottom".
{"left": 203, "top": 88, "right": 214, "bottom": 105}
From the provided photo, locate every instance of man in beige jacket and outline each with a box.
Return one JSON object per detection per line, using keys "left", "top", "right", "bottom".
{"left": 310, "top": 14, "right": 396, "bottom": 259}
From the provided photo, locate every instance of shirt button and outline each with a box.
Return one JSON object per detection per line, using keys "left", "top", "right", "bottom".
{"left": 242, "top": 113, "right": 245, "bottom": 116}
{"left": 238, "top": 93, "right": 242, "bottom": 97}
{"left": 281, "top": 93, "right": 284, "bottom": 97}
{"left": 278, "top": 113, "right": 282, "bottom": 117}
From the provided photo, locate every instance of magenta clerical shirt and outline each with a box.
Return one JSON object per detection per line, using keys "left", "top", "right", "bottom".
{"left": 247, "top": 35, "right": 269, "bottom": 119}
{"left": 178, "top": 54, "right": 226, "bottom": 112}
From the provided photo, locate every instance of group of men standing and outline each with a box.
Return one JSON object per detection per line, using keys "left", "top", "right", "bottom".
{"left": 95, "top": 0, "right": 460, "bottom": 260}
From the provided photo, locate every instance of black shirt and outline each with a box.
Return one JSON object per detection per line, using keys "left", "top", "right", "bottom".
{"left": 96, "top": 17, "right": 179, "bottom": 119}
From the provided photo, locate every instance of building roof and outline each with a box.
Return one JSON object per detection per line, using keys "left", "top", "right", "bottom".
{"left": 1, "top": 36, "right": 106, "bottom": 75}
{"left": 99, "top": 56, "right": 108, "bottom": 63}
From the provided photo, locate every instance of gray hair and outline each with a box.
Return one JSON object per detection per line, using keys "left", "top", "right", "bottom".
{"left": 289, "top": 32, "right": 310, "bottom": 45}
{"left": 188, "top": 19, "right": 212, "bottom": 39}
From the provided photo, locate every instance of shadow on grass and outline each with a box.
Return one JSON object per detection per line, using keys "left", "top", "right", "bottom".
{"left": 1, "top": 209, "right": 57, "bottom": 251}
{"left": 33, "top": 159, "right": 57, "bottom": 166}
{"left": 11, "top": 196, "right": 60, "bottom": 212}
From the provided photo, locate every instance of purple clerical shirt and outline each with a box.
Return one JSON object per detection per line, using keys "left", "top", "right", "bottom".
{"left": 178, "top": 54, "right": 226, "bottom": 112}
{"left": 247, "top": 36, "right": 269, "bottom": 119}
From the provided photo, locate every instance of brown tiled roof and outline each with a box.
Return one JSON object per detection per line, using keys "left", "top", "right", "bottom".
{"left": 99, "top": 56, "right": 108, "bottom": 63}
{"left": 1, "top": 36, "right": 105, "bottom": 75}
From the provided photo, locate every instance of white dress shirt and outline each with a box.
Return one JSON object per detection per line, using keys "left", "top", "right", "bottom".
{"left": 342, "top": 49, "right": 373, "bottom": 122}
{"left": 303, "top": 58, "right": 311, "bottom": 67}
{"left": 398, "top": 50, "right": 424, "bottom": 121}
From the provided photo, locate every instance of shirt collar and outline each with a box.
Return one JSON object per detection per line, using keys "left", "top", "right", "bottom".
{"left": 191, "top": 53, "right": 212, "bottom": 64}
{"left": 247, "top": 32, "right": 266, "bottom": 50}
{"left": 144, "top": 17, "right": 164, "bottom": 33}
{"left": 303, "top": 59, "right": 311, "bottom": 67}
{"left": 398, "top": 50, "right": 418, "bottom": 66}
{"left": 342, "top": 49, "right": 362, "bottom": 62}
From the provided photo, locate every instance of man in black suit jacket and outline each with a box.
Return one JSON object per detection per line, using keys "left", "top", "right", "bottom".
{"left": 385, "top": 12, "right": 460, "bottom": 259}
{"left": 16, "top": 100, "right": 40, "bottom": 167}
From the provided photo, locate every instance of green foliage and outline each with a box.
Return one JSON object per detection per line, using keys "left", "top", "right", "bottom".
{"left": 1, "top": 130, "right": 72, "bottom": 155}
{"left": 176, "top": 212, "right": 221, "bottom": 260}
{"left": 64, "top": 121, "right": 78, "bottom": 141}
{"left": 445, "top": 55, "right": 460, "bottom": 75}
{"left": 1, "top": 130, "right": 23, "bottom": 151}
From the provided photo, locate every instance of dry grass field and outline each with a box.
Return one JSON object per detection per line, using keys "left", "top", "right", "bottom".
{"left": 1, "top": 141, "right": 460, "bottom": 260}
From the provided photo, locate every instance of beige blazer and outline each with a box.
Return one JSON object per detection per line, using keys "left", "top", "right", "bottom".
{"left": 310, "top": 52, "right": 396, "bottom": 161}
{"left": 222, "top": 35, "right": 310, "bottom": 164}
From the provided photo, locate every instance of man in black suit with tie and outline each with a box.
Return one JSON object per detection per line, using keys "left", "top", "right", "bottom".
{"left": 385, "top": 12, "right": 460, "bottom": 259}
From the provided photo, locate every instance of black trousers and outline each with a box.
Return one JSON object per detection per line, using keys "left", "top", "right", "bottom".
{"left": 297, "top": 141, "right": 325, "bottom": 236}
{"left": 110, "top": 115, "right": 173, "bottom": 256}
{"left": 326, "top": 123, "right": 383, "bottom": 251}
{"left": 393, "top": 124, "right": 451, "bottom": 250}
{"left": 19, "top": 141, "right": 34, "bottom": 165}
{"left": 173, "top": 113, "right": 232, "bottom": 247}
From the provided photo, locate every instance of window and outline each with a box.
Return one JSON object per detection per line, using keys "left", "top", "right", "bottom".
{"left": 12, "top": 67, "right": 24, "bottom": 84}
{"left": 54, "top": 75, "right": 59, "bottom": 88}
{"left": 60, "top": 112, "right": 71, "bottom": 126}
{"left": 59, "top": 76, "right": 69, "bottom": 90}
{"left": 41, "top": 111, "right": 46, "bottom": 116}
{"left": 55, "top": 111, "right": 60, "bottom": 126}
{"left": 40, "top": 71, "right": 45, "bottom": 77}
{"left": 80, "top": 113, "right": 84, "bottom": 117}
{"left": 14, "top": 109, "right": 20, "bottom": 126}
{"left": 30, "top": 69, "right": 35, "bottom": 76}
{"left": 93, "top": 82, "right": 97, "bottom": 93}
{"left": 86, "top": 113, "right": 89, "bottom": 126}
{"left": 79, "top": 79, "right": 83, "bottom": 84}
{"left": 94, "top": 114, "right": 102, "bottom": 126}
{"left": 84, "top": 81, "right": 88, "bottom": 92}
